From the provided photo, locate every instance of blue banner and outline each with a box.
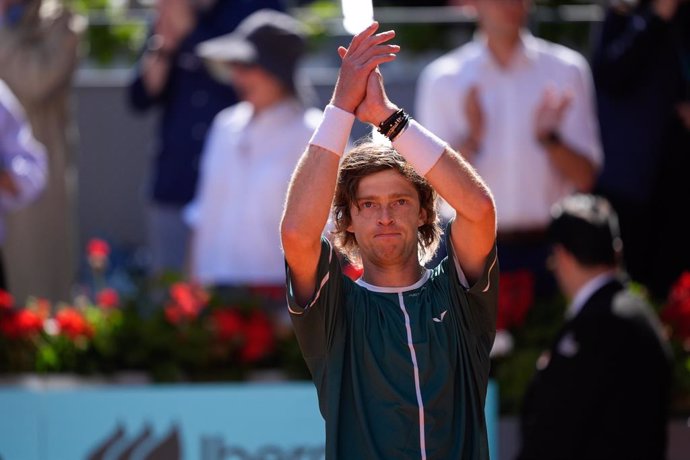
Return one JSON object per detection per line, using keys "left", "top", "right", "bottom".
{"left": 0, "top": 380, "right": 497, "bottom": 459}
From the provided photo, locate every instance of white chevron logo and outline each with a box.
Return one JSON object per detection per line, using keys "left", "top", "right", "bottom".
{"left": 432, "top": 310, "right": 448, "bottom": 323}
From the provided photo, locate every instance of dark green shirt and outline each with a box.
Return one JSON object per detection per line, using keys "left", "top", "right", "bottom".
{"left": 287, "top": 231, "right": 498, "bottom": 460}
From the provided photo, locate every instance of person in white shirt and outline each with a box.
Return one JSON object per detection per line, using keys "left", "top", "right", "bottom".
{"left": 186, "top": 10, "right": 321, "bottom": 300}
{"left": 416, "top": 0, "right": 603, "bottom": 323}
{"left": 0, "top": 79, "right": 47, "bottom": 290}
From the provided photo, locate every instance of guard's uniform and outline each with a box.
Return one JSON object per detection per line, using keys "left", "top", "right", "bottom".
{"left": 287, "top": 228, "right": 499, "bottom": 460}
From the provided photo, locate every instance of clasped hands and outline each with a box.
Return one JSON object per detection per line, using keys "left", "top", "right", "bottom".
{"left": 330, "top": 22, "right": 401, "bottom": 129}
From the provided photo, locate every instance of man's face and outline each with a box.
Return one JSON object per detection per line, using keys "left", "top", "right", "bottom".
{"left": 347, "top": 169, "right": 427, "bottom": 269}
{"left": 547, "top": 244, "right": 575, "bottom": 295}
{"left": 227, "top": 62, "right": 285, "bottom": 109}
{"left": 475, "top": 0, "right": 530, "bottom": 36}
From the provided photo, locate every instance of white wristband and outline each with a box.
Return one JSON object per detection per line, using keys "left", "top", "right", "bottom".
{"left": 392, "top": 119, "right": 447, "bottom": 176}
{"left": 309, "top": 104, "right": 355, "bottom": 157}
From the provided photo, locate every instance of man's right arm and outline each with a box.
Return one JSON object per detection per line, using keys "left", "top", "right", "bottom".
{"left": 281, "top": 144, "right": 342, "bottom": 306}
{"left": 129, "top": 35, "right": 173, "bottom": 111}
{"left": 130, "top": 0, "right": 196, "bottom": 110}
{"left": 281, "top": 22, "right": 399, "bottom": 306}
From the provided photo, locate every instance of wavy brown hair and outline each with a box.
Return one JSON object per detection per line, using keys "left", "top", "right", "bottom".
{"left": 331, "top": 141, "right": 441, "bottom": 266}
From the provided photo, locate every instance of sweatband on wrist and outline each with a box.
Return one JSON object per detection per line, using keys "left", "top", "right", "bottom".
{"left": 392, "top": 119, "right": 447, "bottom": 176}
{"left": 309, "top": 104, "right": 355, "bottom": 157}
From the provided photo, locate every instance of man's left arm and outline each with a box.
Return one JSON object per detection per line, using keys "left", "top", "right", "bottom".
{"left": 356, "top": 70, "right": 496, "bottom": 284}
{"left": 424, "top": 149, "right": 496, "bottom": 284}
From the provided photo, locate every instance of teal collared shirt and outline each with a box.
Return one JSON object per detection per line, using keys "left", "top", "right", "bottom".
{"left": 287, "top": 229, "right": 498, "bottom": 460}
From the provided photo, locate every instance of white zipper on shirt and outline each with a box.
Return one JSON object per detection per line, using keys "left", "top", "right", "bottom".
{"left": 397, "top": 292, "right": 427, "bottom": 460}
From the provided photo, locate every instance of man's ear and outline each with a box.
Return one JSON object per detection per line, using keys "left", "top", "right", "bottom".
{"left": 553, "top": 244, "right": 577, "bottom": 269}
{"left": 418, "top": 206, "right": 428, "bottom": 228}
{"left": 347, "top": 206, "right": 357, "bottom": 233}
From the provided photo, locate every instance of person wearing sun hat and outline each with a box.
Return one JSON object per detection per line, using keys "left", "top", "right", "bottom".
{"left": 128, "top": 0, "right": 284, "bottom": 277}
{"left": 185, "top": 9, "right": 322, "bottom": 324}
{"left": 196, "top": 8, "right": 310, "bottom": 99}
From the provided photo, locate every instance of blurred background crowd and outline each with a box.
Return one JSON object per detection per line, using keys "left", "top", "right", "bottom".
{"left": 0, "top": 0, "right": 689, "bottom": 457}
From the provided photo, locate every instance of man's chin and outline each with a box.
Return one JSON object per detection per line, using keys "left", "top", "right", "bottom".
{"left": 367, "top": 243, "right": 413, "bottom": 266}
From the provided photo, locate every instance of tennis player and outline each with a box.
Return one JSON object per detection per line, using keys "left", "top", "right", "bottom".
{"left": 281, "top": 22, "right": 498, "bottom": 459}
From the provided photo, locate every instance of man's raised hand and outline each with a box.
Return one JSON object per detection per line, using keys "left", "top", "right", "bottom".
{"left": 354, "top": 68, "right": 398, "bottom": 126}
{"left": 331, "top": 22, "right": 399, "bottom": 114}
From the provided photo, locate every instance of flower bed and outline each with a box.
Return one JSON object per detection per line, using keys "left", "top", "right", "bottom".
{"left": 0, "top": 239, "right": 309, "bottom": 383}
{"left": 1, "top": 238, "right": 688, "bottom": 416}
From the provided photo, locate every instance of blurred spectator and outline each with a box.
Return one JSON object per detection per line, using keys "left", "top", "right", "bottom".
{"left": 592, "top": 0, "right": 690, "bottom": 300}
{"left": 0, "top": 80, "right": 48, "bottom": 290}
{"left": 518, "top": 193, "right": 673, "bottom": 460}
{"left": 186, "top": 10, "right": 320, "bottom": 323}
{"left": 416, "top": 0, "right": 602, "bottom": 340}
{"left": 0, "top": 0, "right": 83, "bottom": 303}
{"left": 128, "top": 0, "right": 284, "bottom": 276}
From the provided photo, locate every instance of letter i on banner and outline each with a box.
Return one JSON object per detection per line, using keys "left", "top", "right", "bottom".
{"left": 341, "top": 0, "right": 374, "bottom": 35}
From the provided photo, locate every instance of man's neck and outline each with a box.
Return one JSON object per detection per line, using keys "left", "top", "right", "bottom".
{"left": 360, "top": 259, "right": 427, "bottom": 289}
{"left": 486, "top": 31, "right": 522, "bottom": 68}
{"left": 565, "top": 266, "right": 617, "bottom": 301}
{"left": 252, "top": 91, "right": 292, "bottom": 116}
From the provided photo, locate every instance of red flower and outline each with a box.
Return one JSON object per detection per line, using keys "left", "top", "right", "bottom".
{"left": 164, "top": 303, "right": 183, "bottom": 325}
{"left": 96, "top": 288, "right": 119, "bottom": 309}
{"left": 240, "top": 310, "right": 275, "bottom": 363}
{"left": 0, "top": 289, "right": 14, "bottom": 310}
{"left": 55, "top": 308, "right": 93, "bottom": 339}
{"left": 172, "top": 283, "right": 207, "bottom": 314}
{"left": 87, "top": 238, "right": 110, "bottom": 258}
{"left": 496, "top": 270, "right": 535, "bottom": 330}
{"left": 661, "top": 271, "right": 690, "bottom": 342}
{"left": 87, "top": 238, "right": 110, "bottom": 270}
{"left": 163, "top": 283, "right": 209, "bottom": 325}
{"left": 211, "top": 308, "right": 244, "bottom": 341}
{"left": 0, "top": 309, "right": 43, "bottom": 339}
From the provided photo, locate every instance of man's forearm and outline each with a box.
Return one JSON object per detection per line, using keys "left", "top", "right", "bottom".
{"left": 141, "top": 52, "right": 173, "bottom": 98}
{"left": 281, "top": 144, "right": 341, "bottom": 305}
{"left": 540, "top": 134, "right": 597, "bottom": 192}
{"left": 282, "top": 104, "right": 355, "bottom": 248}
{"left": 282, "top": 145, "right": 340, "bottom": 248}
{"left": 425, "top": 146, "right": 496, "bottom": 280}
{"left": 381, "top": 113, "right": 495, "bottom": 281}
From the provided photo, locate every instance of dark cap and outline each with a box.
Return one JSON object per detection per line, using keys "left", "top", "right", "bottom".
{"left": 196, "top": 9, "right": 306, "bottom": 94}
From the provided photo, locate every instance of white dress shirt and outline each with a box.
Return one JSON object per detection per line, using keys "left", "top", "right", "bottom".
{"left": 416, "top": 32, "right": 603, "bottom": 230}
{"left": 567, "top": 271, "right": 617, "bottom": 319}
{"left": 186, "top": 98, "right": 322, "bottom": 285}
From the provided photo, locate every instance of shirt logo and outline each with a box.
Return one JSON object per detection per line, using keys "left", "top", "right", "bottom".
{"left": 432, "top": 310, "right": 448, "bottom": 323}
